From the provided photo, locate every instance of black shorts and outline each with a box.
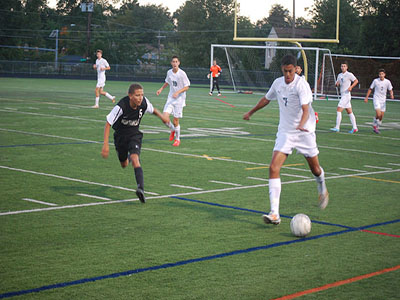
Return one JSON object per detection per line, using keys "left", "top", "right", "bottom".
{"left": 114, "top": 132, "right": 143, "bottom": 162}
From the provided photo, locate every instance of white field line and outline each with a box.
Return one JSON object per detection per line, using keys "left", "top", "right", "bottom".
{"left": 247, "top": 177, "right": 268, "bottom": 182}
{"left": 388, "top": 163, "right": 400, "bottom": 166}
{"left": 77, "top": 193, "right": 111, "bottom": 201}
{"left": 22, "top": 198, "right": 57, "bottom": 206}
{"left": 339, "top": 167, "right": 367, "bottom": 173}
{"left": 363, "top": 165, "right": 393, "bottom": 170}
{"left": 281, "top": 173, "right": 311, "bottom": 179}
{"left": 2, "top": 168, "right": 399, "bottom": 217}
{"left": 0, "top": 165, "right": 158, "bottom": 195}
{"left": 209, "top": 180, "right": 242, "bottom": 186}
{"left": 170, "top": 184, "right": 203, "bottom": 191}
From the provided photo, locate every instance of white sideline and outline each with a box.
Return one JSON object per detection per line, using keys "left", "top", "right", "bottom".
{"left": 22, "top": 198, "right": 57, "bottom": 206}
{"left": 1, "top": 168, "right": 399, "bottom": 217}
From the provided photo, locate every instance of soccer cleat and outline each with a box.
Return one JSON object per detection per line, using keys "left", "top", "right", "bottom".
{"left": 218, "top": 93, "right": 221, "bottom": 96}
{"left": 315, "top": 112, "right": 319, "bottom": 123}
{"left": 112, "top": 96, "right": 116, "bottom": 103}
{"left": 136, "top": 188, "right": 146, "bottom": 203}
{"left": 172, "top": 139, "right": 180, "bottom": 147}
{"left": 330, "top": 128, "right": 339, "bottom": 132}
{"left": 91, "top": 105, "right": 99, "bottom": 109}
{"left": 209, "top": 92, "right": 212, "bottom": 96}
{"left": 262, "top": 213, "right": 281, "bottom": 225}
{"left": 373, "top": 126, "right": 380, "bottom": 134}
{"left": 348, "top": 128, "right": 358, "bottom": 134}
{"left": 318, "top": 190, "right": 329, "bottom": 210}
{"left": 169, "top": 131, "right": 175, "bottom": 141}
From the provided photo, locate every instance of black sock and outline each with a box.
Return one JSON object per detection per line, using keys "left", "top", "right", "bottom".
{"left": 134, "top": 167, "right": 144, "bottom": 190}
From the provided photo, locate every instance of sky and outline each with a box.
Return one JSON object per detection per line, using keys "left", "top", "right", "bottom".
{"left": 47, "top": 0, "right": 312, "bottom": 22}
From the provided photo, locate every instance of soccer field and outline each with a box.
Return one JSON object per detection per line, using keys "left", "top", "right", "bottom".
{"left": 0, "top": 77, "right": 399, "bottom": 299}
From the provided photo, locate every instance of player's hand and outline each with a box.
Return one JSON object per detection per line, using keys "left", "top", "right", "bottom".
{"left": 101, "top": 144, "right": 109, "bottom": 158}
{"left": 172, "top": 92, "right": 179, "bottom": 98}
{"left": 296, "top": 126, "right": 309, "bottom": 132}
{"left": 348, "top": 87, "right": 353, "bottom": 92}
{"left": 156, "top": 89, "right": 162, "bottom": 96}
{"left": 207, "top": 74, "right": 210, "bottom": 79}
{"left": 216, "top": 73, "right": 220, "bottom": 77}
{"left": 243, "top": 112, "right": 251, "bottom": 120}
{"left": 364, "top": 97, "right": 368, "bottom": 103}
{"left": 93, "top": 64, "right": 96, "bottom": 69}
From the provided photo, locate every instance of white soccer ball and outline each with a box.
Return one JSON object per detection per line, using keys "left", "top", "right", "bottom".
{"left": 290, "top": 213, "right": 312, "bottom": 237}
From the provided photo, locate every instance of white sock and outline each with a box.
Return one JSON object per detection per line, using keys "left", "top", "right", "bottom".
{"left": 105, "top": 92, "right": 114, "bottom": 100}
{"left": 377, "top": 119, "right": 382, "bottom": 126}
{"left": 373, "top": 117, "right": 378, "bottom": 126}
{"left": 95, "top": 97, "right": 99, "bottom": 106}
{"left": 269, "top": 178, "right": 281, "bottom": 215}
{"left": 335, "top": 112, "right": 342, "bottom": 129}
{"left": 349, "top": 113, "right": 357, "bottom": 129}
{"left": 166, "top": 122, "right": 175, "bottom": 131}
{"left": 175, "top": 125, "right": 181, "bottom": 141}
{"left": 314, "top": 167, "right": 327, "bottom": 195}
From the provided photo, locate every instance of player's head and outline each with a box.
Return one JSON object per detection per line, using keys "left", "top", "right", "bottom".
{"left": 213, "top": 59, "right": 217, "bottom": 65}
{"left": 295, "top": 65, "right": 302, "bottom": 75}
{"left": 171, "top": 55, "right": 180, "bottom": 70}
{"left": 340, "top": 62, "right": 348, "bottom": 73}
{"left": 281, "top": 55, "right": 297, "bottom": 84}
{"left": 128, "top": 83, "right": 144, "bottom": 107}
{"left": 96, "top": 49, "right": 103, "bottom": 59}
{"left": 378, "top": 68, "right": 386, "bottom": 80}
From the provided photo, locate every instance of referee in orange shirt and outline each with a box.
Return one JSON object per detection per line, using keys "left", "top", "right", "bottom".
{"left": 208, "top": 59, "right": 222, "bottom": 96}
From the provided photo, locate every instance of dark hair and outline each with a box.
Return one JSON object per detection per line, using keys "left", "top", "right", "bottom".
{"left": 342, "top": 61, "right": 348, "bottom": 67}
{"left": 128, "top": 83, "right": 143, "bottom": 94}
{"left": 171, "top": 55, "right": 179, "bottom": 61}
{"left": 281, "top": 55, "right": 297, "bottom": 67}
{"left": 378, "top": 68, "right": 386, "bottom": 74}
{"left": 96, "top": 49, "right": 103, "bottom": 54}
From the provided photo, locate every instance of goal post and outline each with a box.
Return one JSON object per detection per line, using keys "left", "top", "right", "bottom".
{"left": 210, "top": 44, "right": 338, "bottom": 100}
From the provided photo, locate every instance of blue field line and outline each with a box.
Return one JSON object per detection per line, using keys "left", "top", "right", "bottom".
{"left": 171, "top": 196, "right": 353, "bottom": 229}
{"left": 0, "top": 141, "right": 96, "bottom": 148}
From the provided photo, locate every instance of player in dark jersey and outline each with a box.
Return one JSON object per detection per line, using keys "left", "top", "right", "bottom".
{"left": 101, "top": 83, "right": 168, "bottom": 203}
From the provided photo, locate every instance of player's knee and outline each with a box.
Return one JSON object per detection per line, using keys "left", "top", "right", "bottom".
{"left": 121, "top": 160, "right": 128, "bottom": 168}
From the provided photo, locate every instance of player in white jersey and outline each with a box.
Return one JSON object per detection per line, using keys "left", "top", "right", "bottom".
{"left": 330, "top": 62, "right": 359, "bottom": 133}
{"left": 364, "top": 69, "right": 394, "bottom": 134}
{"left": 156, "top": 55, "right": 190, "bottom": 147}
{"left": 296, "top": 64, "right": 319, "bottom": 124}
{"left": 243, "top": 55, "right": 329, "bottom": 226}
{"left": 92, "top": 49, "right": 115, "bottom": 108}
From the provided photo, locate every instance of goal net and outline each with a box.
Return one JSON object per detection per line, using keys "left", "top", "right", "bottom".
{"left": 210, "top": 44, "right": 337, "bottom": 99}
{"left": 322, "top": 53, "right": 400, "bottom": 100}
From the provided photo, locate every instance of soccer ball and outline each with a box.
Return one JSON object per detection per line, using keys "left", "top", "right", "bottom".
{"left": 290, "top": 214, "right": 312, "bottom": 237}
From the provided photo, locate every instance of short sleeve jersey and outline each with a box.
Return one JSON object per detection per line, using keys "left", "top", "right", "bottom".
{"left": 266, "top": 74, "right": 315, "bottom": 134}
{"left": 370, "top": 78, "right": 393, "bottom": 102}
{"left": 210, "top": 65, "right": 222, "bottom": 78}
{"left": 96, "top": 58, "right": 109, "bottom": 81}
{"left": 336, "top": 71, "right": 357, "bottom": 95}
{"left": 165, "top": 68, "right": 190, "bottom": 104}
{"left": 106, "top": 96, "right": 154, "bottom": 136}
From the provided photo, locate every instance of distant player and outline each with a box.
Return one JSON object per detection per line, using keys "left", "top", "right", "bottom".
{"left": 101, "top": 83, "right": 168, "bottom": 203}
{"left": 364, "top": 69, "right": 394, "bottom": 134}
{"left": 208, "top": 59, "right": 222, "bottom": 96}
{"left": 92, "top": 49, "right": 115, "bottom": 108}
{"left": 330, "top": 62, "right": 359, "bottom": 133}
{"left": 243, "top": 55, "right": 329, "bottom": 226}
{"left": 156, "top": 55, "right": 190, "bottom": 147}
{"left": 295, "top": 65, "right": 304, "bottom": 78}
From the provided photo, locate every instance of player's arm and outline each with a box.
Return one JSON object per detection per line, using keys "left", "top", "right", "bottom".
{"left": 364, "top": 88, "right": 373, "bottom": 103}
{"left": 243, "top": 96, "right": 270, "bottom": 120}
{"left": 172, "top": 86, "right": 189, "bottom": 98}
{"left": 101, "top": 122, "right": 111, "bottom": 158}
{"left": 296, "top": 104, "right": 310, "bottom": 132}
{"left": 156, "top": 82, "right": 169, "bottom": 96}
{"left": 389, "top": 89, "right": 394, "bottom": 99}
{"left": 102, "top": 66, "right": 111, "bottom": 71}
{"left": 348, "top": 78, "right": 358, "bottom": 92}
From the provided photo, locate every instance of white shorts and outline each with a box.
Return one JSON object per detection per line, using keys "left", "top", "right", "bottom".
{"left": 338, "top": 93, "right": 352, "bottom": 108}
{"left": 373, "top": 99, "right": 386, "bottom": 112}
{"left": 273, "top": 131, "right": 319, "bottom": 158}
{"left": 163, "top": 99, "right": 184, "bottom": 118}
{"left": 96, "top": 80, "right": 105, "bottom": 88}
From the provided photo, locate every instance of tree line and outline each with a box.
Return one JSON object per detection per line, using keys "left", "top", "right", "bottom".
{"left": 0, "top": 0, "right": 399, "bottom": 67}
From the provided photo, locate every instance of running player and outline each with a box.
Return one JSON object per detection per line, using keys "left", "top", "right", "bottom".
{"left": 156, "top": 55, "right": 190, "bottom": 147}
{"left": 330, "top": 62, "right": 359, "bottom": 133}
{"left": 364, "top": 69, "right": 394, "bottom": 134}
{"left": 101, "top": 83, "right": 168, "bottom": 203}
{"left": 243, "top": 55, "right": 329, "bottom": 225}
{"left": 208, "top": 59, "right": 222, "bottom": 96}
{"left": 92, "top": 49, "right": 115, "bottom": 108}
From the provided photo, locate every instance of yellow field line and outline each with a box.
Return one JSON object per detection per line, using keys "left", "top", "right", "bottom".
{"left": 351, "top": 175, "right": 400, "bottom": 184}
{"left": 245, "top": 163, "right": 304, "bottom": 170}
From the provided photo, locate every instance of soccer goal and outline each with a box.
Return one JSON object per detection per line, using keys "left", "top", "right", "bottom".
{"left": 321, "top": 53, "right": 400, "bottom": 100}
{"left": 210, "top": 44, "right": 338, "bottom": 100}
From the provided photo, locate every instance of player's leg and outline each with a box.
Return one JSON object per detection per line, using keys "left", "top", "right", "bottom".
{"left": 331, "top": 106, "right": 344, "bottom": 132}
{"left": 93, "top": 87, "right": 100, "bottom": 108}
{"left": 114, "top": 135, "right": 129, "bottom": 168}
{"left": 346, "top": 107, "right": 358, "bottom": 133}
{"left": 216, "top": 79, "right": 221, "bottom": 96}
{"left": 172, "top": 117, "right": 181, "bottom": 147}
{"left": 128, "top": 137, "right": 146, "bottom": 203}
{"left": 263, "top": 150, "right": 287, "bottom": 225}
{"left": 100, "top": 87, "right": 116, "bottom": 103}
{"left": 305, "top": 155, "right": 329, "bottom": 210}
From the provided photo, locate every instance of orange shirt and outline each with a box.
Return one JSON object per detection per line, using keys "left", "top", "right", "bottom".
{"left": 210, "top": 65, "right": 222, "bottom": 78}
